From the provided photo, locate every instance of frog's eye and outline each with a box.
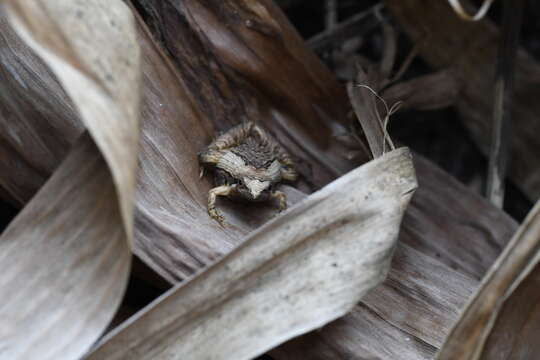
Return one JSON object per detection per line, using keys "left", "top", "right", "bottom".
{"left": 198, "top": 149, "right": 221, "bottom": 165}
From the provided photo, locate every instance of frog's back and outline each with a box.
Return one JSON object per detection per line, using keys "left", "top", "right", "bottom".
{"left": 230, "top": 137, "right": 276, "bottom": 169}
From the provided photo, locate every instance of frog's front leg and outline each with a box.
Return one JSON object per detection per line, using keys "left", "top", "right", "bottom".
{"left": 208, "top": 184, "right": 237, "bottom": 226}
{"left": 271, "top": 190, "right": 287, "bottom": 212}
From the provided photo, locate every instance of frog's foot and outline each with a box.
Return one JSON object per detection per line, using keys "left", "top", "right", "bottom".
{"left": 208, "top": 185, "right": 236, "bottom": 226}
{"left": 271, "top": 190, "right": 287, "bottom": 212}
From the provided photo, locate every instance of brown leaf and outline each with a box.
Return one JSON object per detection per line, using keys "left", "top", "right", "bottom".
{"left": 437, "top": 198, "right": 540, "bottom": 360}
{"left": 0, "top": 0, "right": 140, "bottom": 358}
{"left": 382, "top": 70, "right": 460, "bottom": 111}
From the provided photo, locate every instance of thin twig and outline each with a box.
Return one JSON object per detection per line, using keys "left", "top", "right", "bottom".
{"left": 387, "top": 39, "right": 424, "bottom": 85}
{"left": 308, "top": 4, "right": 383, "bottom": 53}
{"left": 379, "top": 22, "right": 397, "bottom": 80}
{"left": 325, "top": 0, "right": 338, "bottom": 31}
{"left": 486, "top": 0, "right": 525, "bottom": 207}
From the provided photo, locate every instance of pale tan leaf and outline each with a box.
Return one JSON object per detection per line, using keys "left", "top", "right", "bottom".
{"left": 0, "top": 0, "right": 140, "bottom": 359}
{"left": 0, "top": 135, "right": 129, "bottom": 360}
{"left": 87, "top": 147, "right": 416, "bottom": 360}
{"left": 273, "top": 154, "right": 516, "bottom": 360}
{"left": 5, "top": 0, "right": 141, "bottom": 235}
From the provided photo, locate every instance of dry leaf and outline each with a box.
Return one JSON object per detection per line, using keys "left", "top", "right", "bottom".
{"left": 273, "top": 154, "right": 516, "bottom": 360}
{"left": 0, "top": 0, "right": 140, "bottom": 359}
{"left": 382, "top": 70, "right": 460, "bottom": 111}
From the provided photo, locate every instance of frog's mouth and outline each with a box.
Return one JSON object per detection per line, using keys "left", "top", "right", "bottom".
{"left": 243, "top": 178, "right": 271, "bottom": 199}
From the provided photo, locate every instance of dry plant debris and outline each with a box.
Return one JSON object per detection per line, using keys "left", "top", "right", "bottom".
{"left": 0, "top": 0, "right": 537, "bottom": 359}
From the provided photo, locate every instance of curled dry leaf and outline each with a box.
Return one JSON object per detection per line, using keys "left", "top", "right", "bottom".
{"left": 6, "top": 0, "right": 141, "bottom": 232}
{"left": 273, "top": 154, "right": 516, "bottom": 360}
{"left": 0, "top": 0, "right": 140, "bottom": 359}
{"left": 437, "top": 198, "right": 540, "bottom": 360}
{"left": 87, "top": 148, "right": 417, "bottom": 360}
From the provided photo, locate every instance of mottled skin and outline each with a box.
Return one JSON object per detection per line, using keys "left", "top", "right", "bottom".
{"left": 199, "top": 122, "right": 298, "bottom": 225}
